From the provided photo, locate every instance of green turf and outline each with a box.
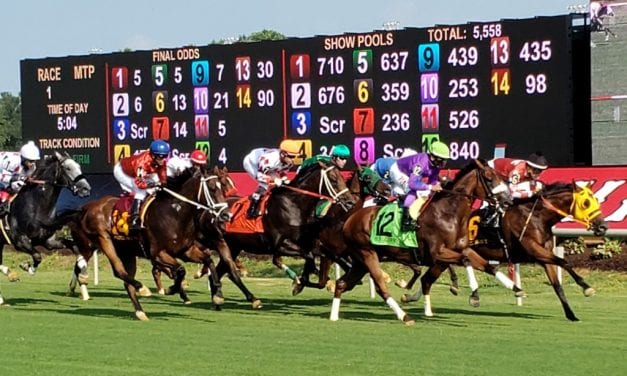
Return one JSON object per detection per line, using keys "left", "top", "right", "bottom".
{"left": 1, "top": 251, "right": 626, "bottom": 376}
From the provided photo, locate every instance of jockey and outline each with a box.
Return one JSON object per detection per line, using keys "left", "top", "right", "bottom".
{"left": 389, "top": 141, "right": 450, "bottom": 230}
{"left": 113, "top": 139, "right": 170, "bottom": 231}
{"left": 0, "top": 141, "right": 41, "bottom": 216}
{"left": 488, "top": 152, "right": 548, "bottom": 199}
{"left": 298, "top": 143, "right": 351, "bottom": 171}
{"left": 243, "top": 140, "right": 300, "bottom": 218}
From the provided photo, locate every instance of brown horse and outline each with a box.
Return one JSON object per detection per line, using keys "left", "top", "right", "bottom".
{"left": 330, "top": 159, "right": 516, "bottom": 324}
{"left": 292, "top": 165, "right": 392, "bottom": 294}
{"left": 404, "top": 181, "right": 608, "bottom": 321}
{"left": 207, "top": 160, "right": 356, "bottom": 303}
{"left": 66, "top": 165, "right": 229, "bottom": 320}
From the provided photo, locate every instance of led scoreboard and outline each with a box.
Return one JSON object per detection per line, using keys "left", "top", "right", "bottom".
{"left": 20, "top": 14, "right": 590, "bottom": 173}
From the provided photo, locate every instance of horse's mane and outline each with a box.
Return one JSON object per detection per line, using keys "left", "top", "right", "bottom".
{"left": 291, "top": 160, "right": 329, "bottom": 185}
{"left": 33, "top": 153, "right": 63, "bottom": 181}
{"left": 166, "top": 167, "right": 195, "bottom": 191}
{"left": 443, "top": 159, "right": 484, "bottom": 189}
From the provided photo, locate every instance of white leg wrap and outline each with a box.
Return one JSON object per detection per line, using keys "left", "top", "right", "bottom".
{"left": 466, "top": 266, "right": 479, "bottom": 291}
{"left": 330, "top": 297, "right": 341, "bottom": 321}
{"left": 76, "top": 256, "right": 88, "bottom": 270}
{"left": 28, "top": 266, "right": 36, "bottom": 275}
{"left": 0, "top": 294, "right": 4, "bottom": 305}
{"left": 424, "top": 294, "right": 433, "bottom": 316}
{"left": 80, "top": 284, "right": 90, "bottom": 300}
{"left": 0, "top": 265, "right": 9, "bottom": 275}
{"left": 495, "top": 271, "right": 515, "bottom": 290}
{"left": 386, "top": 297, "right": 406, "bottom": 320}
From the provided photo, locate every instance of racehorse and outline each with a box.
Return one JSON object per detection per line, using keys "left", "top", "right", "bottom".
{"left": 403, "top": 181, "right": 608, "bottom": 321}
{"left": 292, "top": 165, "right": 392, "bottom": 294}
{"left": 0, "top": 151, "right": 91, "bottom": 282}
{"left": 330, "top": 159, "right": 516, "bottom": 324}
{"left": 210, "top": 160, "right": 357, "bottom": 304}
{"left": 66, "top": 165, "right": 229, "bottom": 320}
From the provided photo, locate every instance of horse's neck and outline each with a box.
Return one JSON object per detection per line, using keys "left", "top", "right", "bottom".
{"left": 22, "top": 184, "right": 61, "bottom": 214}
{"left": 539, "top": 191, "right": 572, "bottom": 225}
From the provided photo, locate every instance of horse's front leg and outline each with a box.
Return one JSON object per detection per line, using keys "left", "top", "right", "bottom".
{"left": 460, "top": 247, "right": 524, "bottom": 298}
{"left": 211, "top": 239, "right": 261, "bottom": 309}
{"left": 331, "top": 258, "right": 368, "bottom": 321}
{"left": 153, "top": 250, "right": 190, "bottom": 304}
{"left": 14, "top": 234, "right": 41, "bottom": 274}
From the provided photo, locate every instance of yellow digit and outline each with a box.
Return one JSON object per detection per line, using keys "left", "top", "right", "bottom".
{"left": 357, "top": 80, "right": 369, "bottom": 103}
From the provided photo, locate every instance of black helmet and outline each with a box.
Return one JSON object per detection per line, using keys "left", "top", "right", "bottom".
{"left": 527, "top": 152, "right": 548, "bottom": 170}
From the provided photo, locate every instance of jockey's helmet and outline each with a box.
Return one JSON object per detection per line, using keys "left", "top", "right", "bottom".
{"left": 279, "top": 140, "right": 301, "bottom": 158}
{"left": 20, "top": 141, "right": 41, "bottom": 161}
{"left": 331, "top": 144, "right": 351, "bottom": 158}
{"left": 190, "top": 150, "right": 208, "bottom": 165}
{"left": 150, "top": 139, "right": 170, "bottom": 157}
{"left": 428, "top": 141, "right": 450, "bottom": 160}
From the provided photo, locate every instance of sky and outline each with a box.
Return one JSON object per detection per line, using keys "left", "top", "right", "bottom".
{"left": 1, "top": 0, "right": 580, "bottom": 95}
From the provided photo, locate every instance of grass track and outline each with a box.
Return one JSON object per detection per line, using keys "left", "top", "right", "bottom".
{"left": 1, "top": 253, "right": 626, "bottom": 376}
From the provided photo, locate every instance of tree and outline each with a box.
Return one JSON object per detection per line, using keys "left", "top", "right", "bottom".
{"left": 215, "top": 29, "right": 286, "bottom": 44}
{"left": 0, "top": 92, "right": 22, "bottom": 150}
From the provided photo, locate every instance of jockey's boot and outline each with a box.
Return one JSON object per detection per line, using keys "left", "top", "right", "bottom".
{"left": 0, "top": 200, "right": 8, "bottom": 217}
{"left": 246, "top": 193, "right": 261, "bottom": 219}
{"left": 129, "top": 199, "right": 143, "bottom": 232}
{"left": 401, "top": 206, "right": 417, "bottom": 232}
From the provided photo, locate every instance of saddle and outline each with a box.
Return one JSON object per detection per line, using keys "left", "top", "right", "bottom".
{"left": 469, "top": 207, "right": 507, "bottom": 249}
{"left": 225, "top": 195, "right": 269, "bottom": 234}
{"left": 111, "top": 194, "right": 155, "bottom": 237}
{"left": 370, "top": 202, "right": 419, "bottom": 249}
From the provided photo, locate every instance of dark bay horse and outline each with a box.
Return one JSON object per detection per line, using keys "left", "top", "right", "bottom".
{"left": 404, "top": 181, "right": 607, "bottom": 321}
{"left": 66, "top": 165, "right": 228, "bottom": 320}
{"left": 210, "top": 160, "right": 357, "bottom": 304}
{"left": 0, "top": 151, "right": 91, "bottom": 283}
{"left": 331, "top": 159, "right": 516, "bottom": 324}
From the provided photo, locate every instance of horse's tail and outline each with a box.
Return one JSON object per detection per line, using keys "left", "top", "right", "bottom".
{"left": 52, "top": 208, "right": 85, "bottom": 229}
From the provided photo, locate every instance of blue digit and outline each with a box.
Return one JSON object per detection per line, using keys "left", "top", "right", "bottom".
{"left": 191, "top": 61, "right": 210, "bottom": 86}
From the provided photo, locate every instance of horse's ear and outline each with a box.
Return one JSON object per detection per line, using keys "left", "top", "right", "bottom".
{"left": 475, "top": 159, "right": 485, "bottom": 169}
{"left": 356, "top": 164, "right": 364, "bottom": 173}
{"left": 54, "top": 151, "right": 63, "bottom": 160}
{"left": 213, "top": 165, "right": 219, "bottom": 174}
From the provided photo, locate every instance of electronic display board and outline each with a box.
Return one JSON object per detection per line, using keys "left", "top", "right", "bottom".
{"left": 20, "top": 14, "right": 590, "bottom": 173}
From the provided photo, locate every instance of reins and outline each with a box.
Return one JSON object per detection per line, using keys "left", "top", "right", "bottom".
{"left": 541, "top": 195, "right": 589, "bottom": 227}
{"left": 160, "top": 175, "right": 228, "bottom": 217}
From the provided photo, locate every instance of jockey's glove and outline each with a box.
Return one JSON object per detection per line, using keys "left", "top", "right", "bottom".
{"left": 273, "top": 177, "right": 284, "bottom": 187}
{"left": 145, "top": 179, "right": 161, "bottom": 188}
{"left": 10, "top": 180, "right": 25, "bottom": 191}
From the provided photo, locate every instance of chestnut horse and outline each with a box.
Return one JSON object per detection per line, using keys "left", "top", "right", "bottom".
{"left": 330, "top": 159, "right": 517, "bottom": 324}
{"left": 404, "top": 181, "right": 608, "bottom": 321}
{"left": 66, "top": 165, "right": 228, "bottom": 320}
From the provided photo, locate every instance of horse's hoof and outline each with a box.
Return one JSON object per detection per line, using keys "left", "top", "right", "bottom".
{"left": 292, "top": 281, "right": 304, "bottom": 296}
{"left": 7, "top": 271, "right": 20, "bottom": 282}
{"left": 325, "top": 280, "right": 335, "bottom": 293}
{"left": 212, "top": 296, "right": 225, "bottom": 306}
{"left": 138, "top": 286, "right": 152, "bottom": 297}
{"left": 583, "top": 287, "right": 596, "bottom": 297}
{"left": 395, "top": 279, "right": 408, "bottom": 289}
{"left": 400, "top": 294, "right": 410, "bottom": 303}
{"left": 449, "top": 286, "right": 459, "bottom": 296}
{"left": 157, "top": 288, "right": 166, "bottom": 295}
{"left": 469, "top": 296, "right": 480, "bottom": 308}
{"left": 181, "top": 280, "right": 190, "bottom": 289}
{"left": 19, "top": 262, "right": 30, "bottom": 272}
{"left": 252, "top": 299, "right": 263, "bottom": 309}
{"left": 193, "top": 271, "right": 203, "bottom": 279}
{"left": 135, "top": 311, "right": 149, "bottom": 321}
{"left": 402, "top": 315, "right": 416, "bottom": 326}
{"left": 514, "top": 290, "right": 526, "bottom": 298}
{"left": 183, "top": 299, "right": 192, "bottom": 305}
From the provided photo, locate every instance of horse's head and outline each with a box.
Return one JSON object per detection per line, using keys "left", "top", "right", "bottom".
{"left": 450, "top": 159, "right": 512, "bottom": 207}
{"left": 193, "top": 166, "right": 230, "bottom": 224}
{"left": 213, "top": 165, "right": 238, "bottom": 197}
{"left": 569, "top": 182, "right": 607, "bottom": 236}
{"left": 292, "top": 160, "right": 356, "bottom": 211}
{"left": 43, "top": 151, "right": 91, "bottom": 197}
{"left": 355, "top": 165, "right": 391, "bottom": 200}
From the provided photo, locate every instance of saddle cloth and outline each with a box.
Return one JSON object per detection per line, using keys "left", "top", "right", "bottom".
{"left": 370, "top": 203, "right": 418, "bottom": 248}
{"left": 224, "top": 195, "right": 269, "bottom": 234}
